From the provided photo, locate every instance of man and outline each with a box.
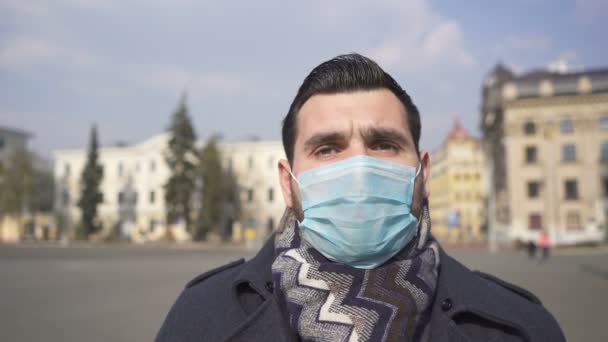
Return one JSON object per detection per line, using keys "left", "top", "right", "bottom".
{"left": 156, "top": 54, "right": 564, "bottom": 341}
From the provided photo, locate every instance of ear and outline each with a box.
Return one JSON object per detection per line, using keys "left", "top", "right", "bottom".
{"left": 419, "top": 150, "right": 431, "bottom": 199}
{"left": 278, "top": 159, "right": 294, "bottom": 208}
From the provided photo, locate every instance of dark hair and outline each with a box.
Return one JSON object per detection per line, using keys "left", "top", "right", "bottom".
{"left": 281, "top": 53, "right": 421, "bottom": 165}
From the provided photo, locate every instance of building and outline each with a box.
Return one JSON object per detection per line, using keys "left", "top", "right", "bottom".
{"left": 0, "top": 125, "right": 32, "bottom": 242}
{"left": 0, "top": 125, "right": 30, "bottom": 165}
{"left": 53, "top": 134, "right": 286, "bottom": 243}
{"left": 429, "top": 119, "right": 487, "bottom": 243}
{"left": 220, "top": 140, "right": 286, "bottom": 244}
{"left": 481, "top": 64, "right": 608, "bottom": 246}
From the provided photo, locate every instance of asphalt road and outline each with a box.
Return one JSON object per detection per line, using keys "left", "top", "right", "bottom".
{"left": 0, "top": 243, "right": 606, "bottom": 341}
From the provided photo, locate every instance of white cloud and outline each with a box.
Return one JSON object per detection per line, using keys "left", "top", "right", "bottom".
{"left": 351, "top": 0, "right": 474, "bottom": 71}
{"left": 421, "top": 20, "right": 474, "bottom": 67}
{"left": 0, "top": 36, "right": 96, "bottom": 70}
{"left": 132, "top": 65, "right": 277, "bottom": 98}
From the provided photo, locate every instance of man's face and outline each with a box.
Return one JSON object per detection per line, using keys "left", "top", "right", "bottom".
{"left": 278, "top": 89, "right": 431, "bottom": 221}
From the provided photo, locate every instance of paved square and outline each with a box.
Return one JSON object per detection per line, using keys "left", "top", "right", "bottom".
{"left": 0, "top": 244, "right": 605, "bottom": 341}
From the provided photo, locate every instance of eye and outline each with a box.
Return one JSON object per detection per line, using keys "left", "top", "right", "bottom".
{"left": 371, "top": 141, "right": 399, "bottom": 151}
{"left": 314, "top": 145, "right": 339, "bottom": 157}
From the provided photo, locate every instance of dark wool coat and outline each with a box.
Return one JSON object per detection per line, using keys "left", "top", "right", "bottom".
{"left": 156, "top": 236, "right": 565, "bottom": 342}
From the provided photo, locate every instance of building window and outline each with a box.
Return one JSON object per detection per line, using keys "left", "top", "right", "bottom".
{"left": 527, "top": 181, "right": 540, "bottom": 198}
{"left": 267, "top": 217, "right": 275, "bottom": 234}
{"left": 118, "top": 192, "right": 125, "bottom": 204}
{"left": 528, "top": 214, "right": 542, "bottom": 230}
{"left": 560, "top": 119, "right": 574, "bottom": 134}
{"left": 248, "top": 156, "right": 254, "bottom": 170}
{"left": 562, "top": 144, "right": 576, "bottom": 162}
{"left": 149, "top": 219, "right": 157, "bottom": 233}
{"left": 523, "top": 121, "right": 536, "bottom": 135}
{"left": 604, "top": 177, "right": 608, "bottom": 197}
{"left": 564, "top": 179, "right": 578, "bottom": 200}
{"left": 135, "top": 162, "right": 140, "bottom": 172}
{"left": 525, "top": 146, "right": 537, "bottom": 164}
{"left": 150, "top": 191, "right": 155, "bottom": 204}
{"left": 150, "top": 160, "right": 156, "bottom": 172}
{"left": 62, "top": 191, "right": 70, "bottom": 205}
{"left": 600, "top": 116, "right": 608, "bottom": 130}
{"left": 566, "top": 211, "right": 582, "bottom": 230}
{"left": 133, "top": 192, "right": 138, "bottom": 205}
{"left": 268, "top": 156, "right": 274, "bottom": 169}
{"left": 247, "top": 189, "right": 254, "bottom": 202}
{"left": 268, "top": 188, "right": 274, "bottom": 202}
{"left": 64, "top": 163, "right": 71, "bottom": 177}
{"left": 118, "top": 162, "right": 124, "bottom": 176}
{"left": 601, "top": 142, "right": 608, "bottom": 162}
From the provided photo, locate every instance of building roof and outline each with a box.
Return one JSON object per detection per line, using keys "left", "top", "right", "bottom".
{"left": 517, "top": 67, "right": 608, "bottom": 82}
{"left": 486, "top": 64, "right": 608, "bottom": 99}
{"left": 448, "top": 118, "right": 473, "bottom": 141}
{"left": 0, "top": 125, "right": 32, "bottom": 138}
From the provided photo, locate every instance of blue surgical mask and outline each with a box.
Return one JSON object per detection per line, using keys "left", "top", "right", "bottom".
{"left": 290, "top": 155, "right": 421, "bottom": 269}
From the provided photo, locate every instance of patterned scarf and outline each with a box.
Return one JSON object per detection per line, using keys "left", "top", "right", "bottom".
{"left": 271, "top": 204, "right": 440, "bottom": 342}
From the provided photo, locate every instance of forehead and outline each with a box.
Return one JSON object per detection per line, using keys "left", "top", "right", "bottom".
{"left": 295, "top": 89, "right": 410, "bottom": 141}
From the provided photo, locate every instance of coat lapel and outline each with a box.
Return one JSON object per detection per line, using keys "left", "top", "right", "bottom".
{"left": 427, "top": 247, "right": 472, "bottom": 342}
{"left": 224, "top": 236, "right": 298, "bottom": 342}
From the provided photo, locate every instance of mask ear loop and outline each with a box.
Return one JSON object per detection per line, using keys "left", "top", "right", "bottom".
{"left": 287, "top": 168, "right": 301, "bottom": 186}
{"left": 287, "top": 168, "right": 304, "bottom": 208}
{"left": 410, "top": 162, "right": 422, "bottom": 185}
{"left": 413, "top": 162, "right": 424, "bottom": 240}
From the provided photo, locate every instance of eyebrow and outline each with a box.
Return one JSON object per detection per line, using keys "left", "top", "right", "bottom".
{"left": 303, "top": 131, "right": 350, "bottom": 153}
{"left": 360, "top": 126, "right": 411, "bottom": 148}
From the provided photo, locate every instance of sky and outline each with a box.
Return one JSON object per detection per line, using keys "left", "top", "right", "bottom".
{"left": 1, "top": 0, "right": 607, "bottom": 158}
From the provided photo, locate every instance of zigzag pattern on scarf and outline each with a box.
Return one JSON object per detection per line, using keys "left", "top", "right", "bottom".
{"left": 273, "top": 249, "right": 356, "bottom": 341}
{"left": 298, "top": 248, "right": 394, "bottom": 340}
{"left": 272, "top": 208, "right": 439, "bottom": 342}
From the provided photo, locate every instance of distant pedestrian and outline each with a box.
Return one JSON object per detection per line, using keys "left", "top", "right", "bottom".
{"left": 527, "top": 240, "right": 537, "bottom": 259}
{"left": 537, "top": 231, "right": 551, "bottom": 261}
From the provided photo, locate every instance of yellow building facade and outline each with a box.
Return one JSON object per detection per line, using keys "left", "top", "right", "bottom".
{"left": 481, "top": 64, "right": 608, "bottom": 246}
{"left": 430, "top": 119, "right": 487, "bottom": 243}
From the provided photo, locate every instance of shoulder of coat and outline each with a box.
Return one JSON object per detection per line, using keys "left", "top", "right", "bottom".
{"left": 185, "top": 258, "right": 245, "bottom": 289}
{"left": 474, "top": 270, "right": 542, "bottom": 305}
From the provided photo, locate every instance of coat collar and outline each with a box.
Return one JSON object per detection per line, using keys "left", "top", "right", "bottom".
{"left": 224, "top": 235, "right": 298, "bottom": 342}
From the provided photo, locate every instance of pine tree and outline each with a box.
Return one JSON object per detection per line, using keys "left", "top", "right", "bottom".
{"left": 0, "top": 148, "right": 34, "bottom": 219}
{"left": 77, "top": 125, "right": 104, "bottom": 239}
{"left": 164, "top": 96, "right": 197, "bottom": 233}
{"left": 193, "top": 136, "right": 241, "bottom": 241}
{"left": 193, "top": 136, "right": 223, "bottom": 240}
